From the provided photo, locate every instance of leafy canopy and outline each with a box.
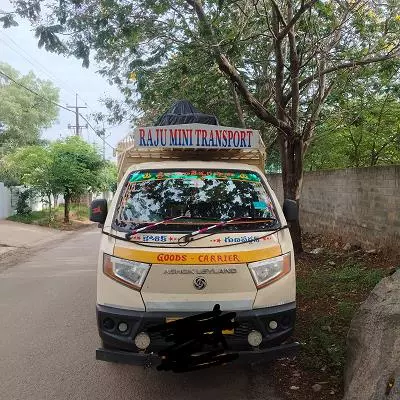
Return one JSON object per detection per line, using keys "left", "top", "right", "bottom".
{"left": 0, "top": 63, "right": 59, "bottom": 151}
{"left": 49, "top": 136, "right": 105, "bottom": 196}
{"left": 96, "top": 160, "right": 118, "bottom": 193}
{"left": 0, "top": 145, "right": 54, "bottom": 195}
{"left": 306, "top": 66, "right": 400, "bottom": 169}
{"left": 1, "top": 136, "right": 107, "bottom": 195}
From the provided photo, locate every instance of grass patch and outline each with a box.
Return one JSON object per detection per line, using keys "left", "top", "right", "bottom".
{"left": 8, "top": 209, "right": 50, "bottom": 225}
{"left": 69, "top": 203, "right": 89, "bottom": 220}
{"left": 302, "top": 316, "right": 346, "bottom": 371}
{"left": 8, "top": 204, "right": 91, "bottom": 229}
{"left": 296, "top": 260, "right": 386, "bottom": 375}
{"left": 337, "top": 300, "right": 356, "bottom": 323}
{"left": 297, "top": 262, "right": 384, "bottom": 299}
{"left": 271, "top": 237, "right": 397, "bottom": 399}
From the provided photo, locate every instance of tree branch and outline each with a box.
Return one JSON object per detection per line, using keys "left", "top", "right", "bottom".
{"left": 284, "top": 51, "right": 400, "bottom": 105}
{"left": 269, "top": 0, "right": 287, "bottom": 27}
{"left": 277, "top": 0, "right": 318, "bottom": 40}
{"left": 272, "top": 4, "right": 286, "bottom": 126}
{"left": 302, "top": 52, "right": 400, "bottom": 89}
{"left": 186, "top": 0, "right": 289, "bottom": 131}
{"left": 287, "top": 0, "right": 300, "bottom": 131}
{"left": 232, "top": 83, "right": 246, "bottom": 128}
{"left": 302, "top": 61, "right": 334, "bottom": 143}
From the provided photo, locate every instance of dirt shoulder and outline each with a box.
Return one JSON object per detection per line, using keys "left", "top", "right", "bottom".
{"left": 0, "top": 220, "right": 97, "bottom": 272}
{"left": 271, "top": 233, "right": 398, "bottom": 400}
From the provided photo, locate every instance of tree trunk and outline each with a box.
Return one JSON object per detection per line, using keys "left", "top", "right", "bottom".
{"left": 47, "top": 194, "right": 52, "bottom": 224}
{"left": 279, "top": 133, "right": 304, "bottom": 254}
{"left": 64, "top": 191, "right": 70, "bottom": 223}
{"left": 232, "top": 83, "right": 246, "bottom": 128}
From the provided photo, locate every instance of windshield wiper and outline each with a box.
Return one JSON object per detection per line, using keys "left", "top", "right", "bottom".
{"left": 180, "top": 217, "right": 253, "bottom": 243}
{"left": 125, "top": 215, "right": 185, "bottom": 240}
{"left": 180, "top": 216, "right": 279, "bottom": 243}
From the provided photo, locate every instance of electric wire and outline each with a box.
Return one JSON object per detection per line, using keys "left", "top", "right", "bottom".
{"left": 0, "top": 68, "right": 115, "bottom": 150}
{"left": 0, "top": 30, "right": 94, "bottom": 108}
{"left": 79, "top": 113, "right": 115, "bottom": 150}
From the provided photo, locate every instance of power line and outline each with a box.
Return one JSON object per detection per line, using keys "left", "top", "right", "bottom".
{"left": 0, "top": 68, "right": 74, "bottom": 113}
{"left": 79, "top": 113, "right": 115, "bottom": 150}
{"left": 0, "top": 69, "right": 115, "bottom": 151}
{"left": 0, "top": 33, "right": 77, "bottom": 101}
{"left": 1, "top": 32, "right": 131, "bottom": 134}
{"left": 0, "top": 30, "right": 95, "bottom": 109}
{"left": 1, "top": 35, "right": 103, "bottom": 139}
{"left": 67, "top": 93, "right": 87, "bottom": 136}
{"left": 77, "top": 93, "right": 96, "bottom": 114}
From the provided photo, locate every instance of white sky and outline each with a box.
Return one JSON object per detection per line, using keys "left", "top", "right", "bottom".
{"left": 0, "top": 0, "right": 132, "bottom": 159}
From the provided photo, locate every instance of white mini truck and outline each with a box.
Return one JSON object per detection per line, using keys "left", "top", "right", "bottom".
{"left": 91, "top": 121, "right": 300, "bottom": 367}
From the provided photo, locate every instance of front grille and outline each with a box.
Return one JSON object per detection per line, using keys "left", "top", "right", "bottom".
{"left": 139, "top": 318, "right": 257, "bottom": 349}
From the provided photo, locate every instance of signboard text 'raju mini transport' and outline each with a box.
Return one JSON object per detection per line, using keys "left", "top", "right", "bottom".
{"left": 134, "top": 124, "right": 259, "bottom": 149}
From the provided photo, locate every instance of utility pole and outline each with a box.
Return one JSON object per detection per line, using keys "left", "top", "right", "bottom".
{"left": 100, "top": 125, "right": 107, "bottom": 200}
{"left": 67, "top": 94, "right": 87, "bottom": 136}
{"left": 101, "top": 124, "right": 106, "bottom": 161}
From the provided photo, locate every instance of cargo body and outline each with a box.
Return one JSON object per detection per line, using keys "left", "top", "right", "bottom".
{"left": 92, "top": 119, "right": 299, "bottom": 368}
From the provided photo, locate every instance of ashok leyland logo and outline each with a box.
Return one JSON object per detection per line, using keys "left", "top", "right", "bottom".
{"left": 193, "top": 276, "right": 207, "bottom": 290}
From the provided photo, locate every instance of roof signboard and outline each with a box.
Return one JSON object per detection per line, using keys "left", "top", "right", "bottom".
{"left": 134, "top": 123, "right": 260, "bottom": 150}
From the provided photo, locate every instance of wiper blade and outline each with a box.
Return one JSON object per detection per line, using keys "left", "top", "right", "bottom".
{"left": 125, "top": 215, "right": 185, "bottom": 240}
{"left": 230, "top": 217, "right": 277, "bottom": 224}
{"left": 180, "top": 217, "right": 252, "bottom": 243}
{"left": 180, "top": 216, "right": 279, "bottom": 243}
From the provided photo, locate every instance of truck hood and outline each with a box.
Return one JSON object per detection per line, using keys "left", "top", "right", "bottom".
{"left": 112, "top": 231, "right": 282, "bottom": 312}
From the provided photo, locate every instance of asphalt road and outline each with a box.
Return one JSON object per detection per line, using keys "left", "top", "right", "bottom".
{"left": 0, "top": 228, "right": 282, "bottom": 400}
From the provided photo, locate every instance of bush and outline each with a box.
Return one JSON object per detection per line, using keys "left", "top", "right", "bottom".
{"left": 16, "top": 189, "right": 32, "bottom": 215}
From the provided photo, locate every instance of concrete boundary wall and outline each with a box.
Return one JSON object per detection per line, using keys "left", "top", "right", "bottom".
{"left": 0, "top": 182, "right": 12, "bottom": 219}
{"left": 267, "top": 166, "right": 400, "bottom": 249}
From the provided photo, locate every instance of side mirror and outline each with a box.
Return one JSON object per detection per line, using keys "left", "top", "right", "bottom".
{"left": 283, "top": 199, "right": 298, "bottom": 222}
{"left": 90, "top": 199, "right": 108, "bottom": 225}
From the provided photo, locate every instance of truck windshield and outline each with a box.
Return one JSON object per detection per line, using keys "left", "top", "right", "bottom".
{"left": 114, "top": 169, "right": 278, "bottom": 232}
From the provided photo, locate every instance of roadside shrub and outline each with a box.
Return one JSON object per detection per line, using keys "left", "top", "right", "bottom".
{"left": 16, "top": 189, "right": 32, "bottom": 215}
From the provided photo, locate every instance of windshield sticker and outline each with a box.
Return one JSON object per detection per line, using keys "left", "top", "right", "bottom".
{"left": 223, "top": 235, "right": 271, "bottom": 243}
{"left": 253, "top": 201, "right": 267, "bottom": 210}
{"left": 183, "top": 179, "right": 205, "bottom": 188}
{"left": 129, "top": 171, "right": 261, "bottom": 183}
{"left": 129, "top": 234, "right": 185, "bottom": 242}
{"left": 212, "top": 236, "right": 260, "bottom": 243}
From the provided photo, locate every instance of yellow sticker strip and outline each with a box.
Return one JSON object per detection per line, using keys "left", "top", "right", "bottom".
{"left": 113, "top": 245, "right": 281, "bottom": 265}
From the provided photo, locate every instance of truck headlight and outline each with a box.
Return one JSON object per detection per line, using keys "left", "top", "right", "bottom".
{"left": 103, "top": 254, "right": 150, "bottom": 290}
{"left": 248, "top": 253, "right": 291, "bottom": 288}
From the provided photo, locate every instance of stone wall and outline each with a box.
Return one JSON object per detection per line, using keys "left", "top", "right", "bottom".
{"left": 267, "top": 165, "right": 400, "bottom": 249}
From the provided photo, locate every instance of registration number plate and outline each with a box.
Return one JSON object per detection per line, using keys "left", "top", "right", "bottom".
{"left": 166, "top": 317, "right": 234, "bottom": 335}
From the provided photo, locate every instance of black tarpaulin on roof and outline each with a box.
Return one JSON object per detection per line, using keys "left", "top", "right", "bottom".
{"left": 155, "top": 100, "right": 219, "bottom": 126}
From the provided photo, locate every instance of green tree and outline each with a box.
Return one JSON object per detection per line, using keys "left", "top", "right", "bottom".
{"left": 305, "top": 68, "right": 400, "bottom": 170}
{"left": 133, "top": 44, "right": 280, "bottom": 166}
{"left": 1, "top": 137, "right": 109, "bottom": 223}
{"left": 0, "top": 63, "right": 59, "bottom": 151}
{"left": 49, "top": 136, "right": 104, "bottom": 222}
{"left": 7, "top": 0, "right": 400, "bottom": 251}
{"left": 94, "top": 160, "right": 118, "bottom": 194}
{"left": 1, "top": 145, "right": 60, "bottom": 220}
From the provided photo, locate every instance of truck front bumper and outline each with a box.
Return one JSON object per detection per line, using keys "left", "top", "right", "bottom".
{"left": 96, "top": 302, "right": 299, "bottom": 367}
{"left": 96, "top": 341, "right": 300, "bottom": 367}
